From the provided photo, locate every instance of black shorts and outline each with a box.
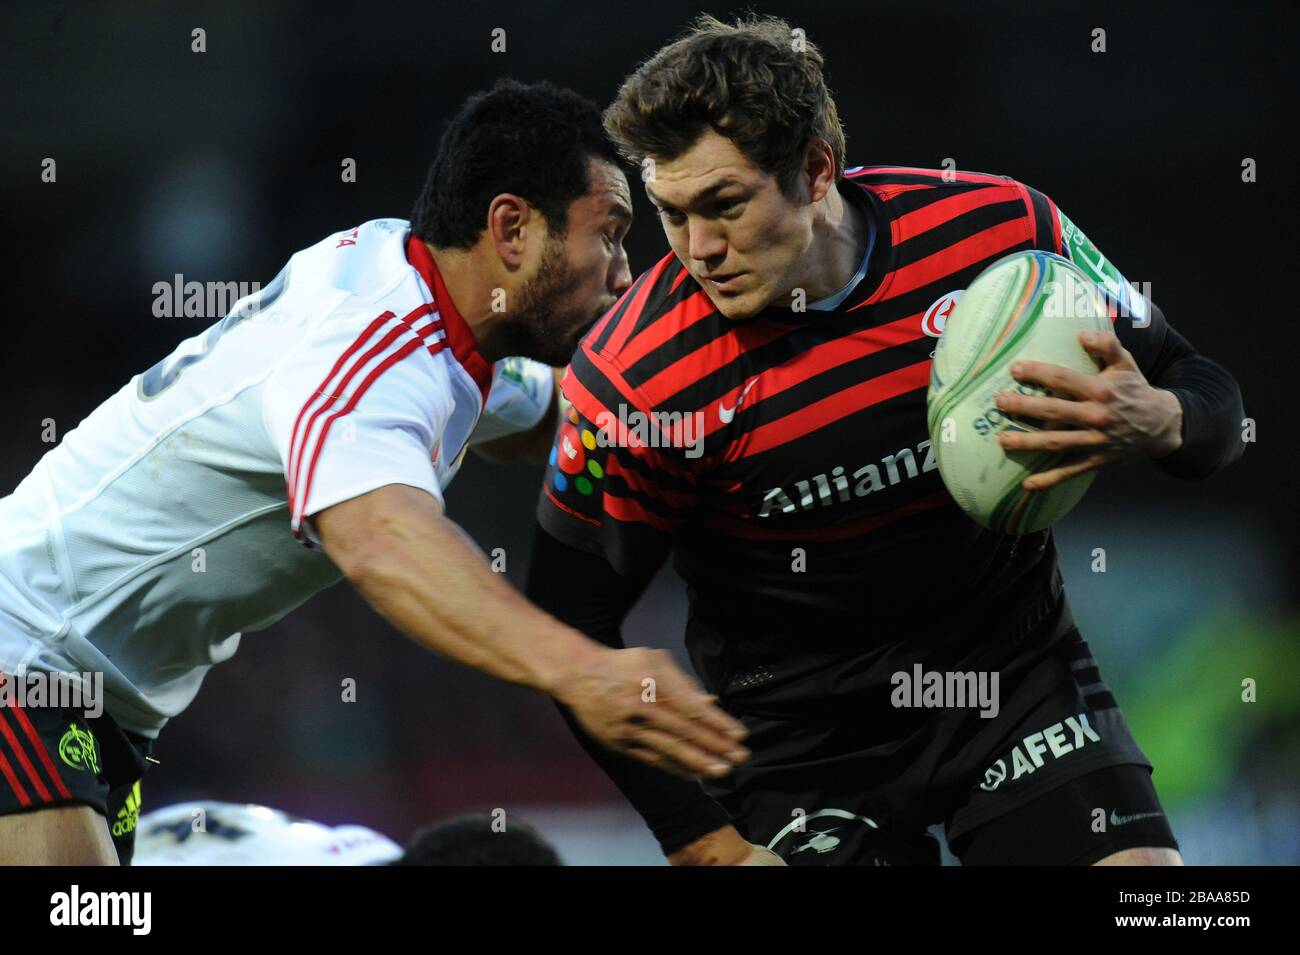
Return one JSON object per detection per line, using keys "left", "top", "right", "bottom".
{"left": 702, "top": 621, "right": 1179, "bottom": 865}
{"left": 0, "top": 673, "right": 153, "bottom": 864}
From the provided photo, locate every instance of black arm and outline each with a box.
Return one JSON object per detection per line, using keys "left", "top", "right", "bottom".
{"left": 524, "top": 524, "right": 733, "bottom": 855}
{"left": 1118, "top": 301, "right": 1246, "bottom": 480}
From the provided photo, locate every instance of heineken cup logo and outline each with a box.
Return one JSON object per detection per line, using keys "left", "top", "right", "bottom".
{"left": 58, "top": 723, "right": 100, "bottom": 774}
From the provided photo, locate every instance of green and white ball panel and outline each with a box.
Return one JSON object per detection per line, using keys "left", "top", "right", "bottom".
{"left": 926, "top": 250, "right": 1110, "bottom": 535}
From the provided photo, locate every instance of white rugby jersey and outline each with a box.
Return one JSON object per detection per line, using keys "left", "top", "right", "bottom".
{"left": 133, "top": 801, "right": 403, "bottom": 866}
{"left": 0, "top": 219, "right": 553, "bottom": 736}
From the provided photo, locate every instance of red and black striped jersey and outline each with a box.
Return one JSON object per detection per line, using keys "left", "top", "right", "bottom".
{"left": 537, "top": 166, "right": 1184, "bottom": 705}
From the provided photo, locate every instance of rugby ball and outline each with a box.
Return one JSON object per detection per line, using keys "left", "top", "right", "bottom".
{"left": 926, "top": 250, "right": 1110, "bottom": 534}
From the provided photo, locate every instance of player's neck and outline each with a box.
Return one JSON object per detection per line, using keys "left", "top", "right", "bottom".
{"left": 425, "top": 242, "right": 496, "bottom": 351}
{"left": 797, "top": 182, "right": 871, "bottom": 301}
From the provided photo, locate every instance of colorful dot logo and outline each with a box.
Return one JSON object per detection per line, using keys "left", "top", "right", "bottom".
{"left": 551, "top": 421, "right": 605, "bottom": 496}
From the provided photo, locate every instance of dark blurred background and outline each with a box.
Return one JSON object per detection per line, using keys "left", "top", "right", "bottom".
{"left": 1, "top": 0, "right": 1295, "bottom": 863}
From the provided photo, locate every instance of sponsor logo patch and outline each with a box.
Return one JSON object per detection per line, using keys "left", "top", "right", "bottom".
{"left": 58, "top": 723, "right": 100, "bottom": 774}
{"left": 979, "top": 712, "right": 1101, "bottom": 791}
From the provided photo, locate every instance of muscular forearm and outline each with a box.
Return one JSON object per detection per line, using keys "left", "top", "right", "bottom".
{"left": 315, "top": 485, "right": 748, "bottom": 782}
{"left": 320, "top": 489, "right": 601, "bottom": 694}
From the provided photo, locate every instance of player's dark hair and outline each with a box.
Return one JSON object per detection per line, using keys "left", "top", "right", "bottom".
{"left": 392, "top": 814, "right": 563, "bottom": 866}
{"left": 411, "top": 79, "right": 620, "bottom": 250}
{"left": 604, "top": 14, "right": 847, "bottom": 194}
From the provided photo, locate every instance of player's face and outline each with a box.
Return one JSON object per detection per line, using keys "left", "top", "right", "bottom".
{"left": 646, "top": 129, "right": 816, "bottom": 321}
{"left": 514, "top": 159, "right": 634, "bottom": 365}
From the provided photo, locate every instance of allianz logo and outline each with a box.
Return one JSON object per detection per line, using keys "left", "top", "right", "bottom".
{"left": 757, "top": 438, "right": 937, "bottom": 518}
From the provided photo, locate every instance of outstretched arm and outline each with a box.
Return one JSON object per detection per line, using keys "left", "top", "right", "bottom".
{"left": 313, "top": 483, "right": 749, "bottom": 779}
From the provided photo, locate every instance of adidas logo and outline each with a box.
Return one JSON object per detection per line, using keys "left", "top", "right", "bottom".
{"left": 111, "top": 781, "right": 142, "bottom": 838}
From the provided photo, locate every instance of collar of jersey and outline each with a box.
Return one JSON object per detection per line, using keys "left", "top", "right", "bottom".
{"left": 805, "top": 193, "right": 875, "bottom": 311}
{"left": 405, "top": 234, "right": 493, "bottom": 403}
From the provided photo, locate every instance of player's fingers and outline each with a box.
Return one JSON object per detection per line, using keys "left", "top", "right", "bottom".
{"left": 1079, "top": 330, "right": 1138, "bottom": 370}
{"left": 998, "top": 427, "right": 1110, "bottom": 453}
{"left": 650, "top": 668, "right": 749, "bottom": 740}
{"left": 624, "top": 725, "right": 738, "bottom": 779}
{"left": 693, "top": 703, "right": 749, "bottom": 742}
{"left": 994, "top": 392, "right": 1115, "bottom": 430}
{"left": 1022, "top": 451, "right": 1113, "bottom": 490}
{"left": 1009, "top": 360, "right": 1112, "bottom": 404}
{"left": 636, "top": 697, "right": 750, "bottom": 765}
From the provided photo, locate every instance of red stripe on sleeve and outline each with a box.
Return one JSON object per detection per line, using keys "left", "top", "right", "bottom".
{"left": 288, "top": 305, "right": 439, "bottom": 506}
{"left": 600, "top": 255, "right": 676, "bottom": 358}
{"left": 286, "top": 312, "right": 394, "bottom": 502}
{"left": 7, "top": 701, "right": 72, "bottom": 800}
{"left": 1046, "top": 196, "right": 1063, "bottom": 254}
{"left": 0, "top": 709, "right": 51, "bottom": 803}
{"left": 615, "top": 287, "right": 715, "bottom": 369}
{"left": 586, "top": 277, "right": 641, "bottom": 349}
{"left": 293, "top": 337, "right": 426, "bottom": 529}
{"left": 290, "top": 321, "right": 410, "bottom": 504}
{"left": 558, "top": 357, "right": 635, "bottom": 428}
{"left": 0, "top": 745, "right": 31, "bottom": 807}
{"left": 1016, "top": 182, "right": 1036, "bottom": 243}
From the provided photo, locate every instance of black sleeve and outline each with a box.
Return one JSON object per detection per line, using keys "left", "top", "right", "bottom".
{"left": 523, "top": 523, "right": 733, "bottom": 855}
{"left": 1115, "top": 301, "right": 1246, "bottom": 481}
{"left": 1020, "top": 183, "right": 1246, "bottom": 483}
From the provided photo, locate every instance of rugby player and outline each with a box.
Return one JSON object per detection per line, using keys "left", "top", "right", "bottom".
{"left": 0, "top": 80, "right": 748, "bottom": 865}
{"left": 525, "top": 18, "right": 1245, "bottom": 865}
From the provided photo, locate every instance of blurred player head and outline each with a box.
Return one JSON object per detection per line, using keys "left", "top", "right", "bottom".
{"left": 393, "top": 813, "right": 562, "bottom": 866}
{"left": 604, "top": 15, "right": 850, "bottom": 321}
{"left": 411, "top": 79, "right": 633, "bottom": 366}
{"left": 132, "top": 802, "right": 403, "bottom": 866}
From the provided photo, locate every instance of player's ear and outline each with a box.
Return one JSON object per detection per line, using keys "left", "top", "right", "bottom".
{"left": 803, "top": 139, "right": 837, "bottom": 204}
{"left": 486, "top": 193, "right": 532, "bottom": 270}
